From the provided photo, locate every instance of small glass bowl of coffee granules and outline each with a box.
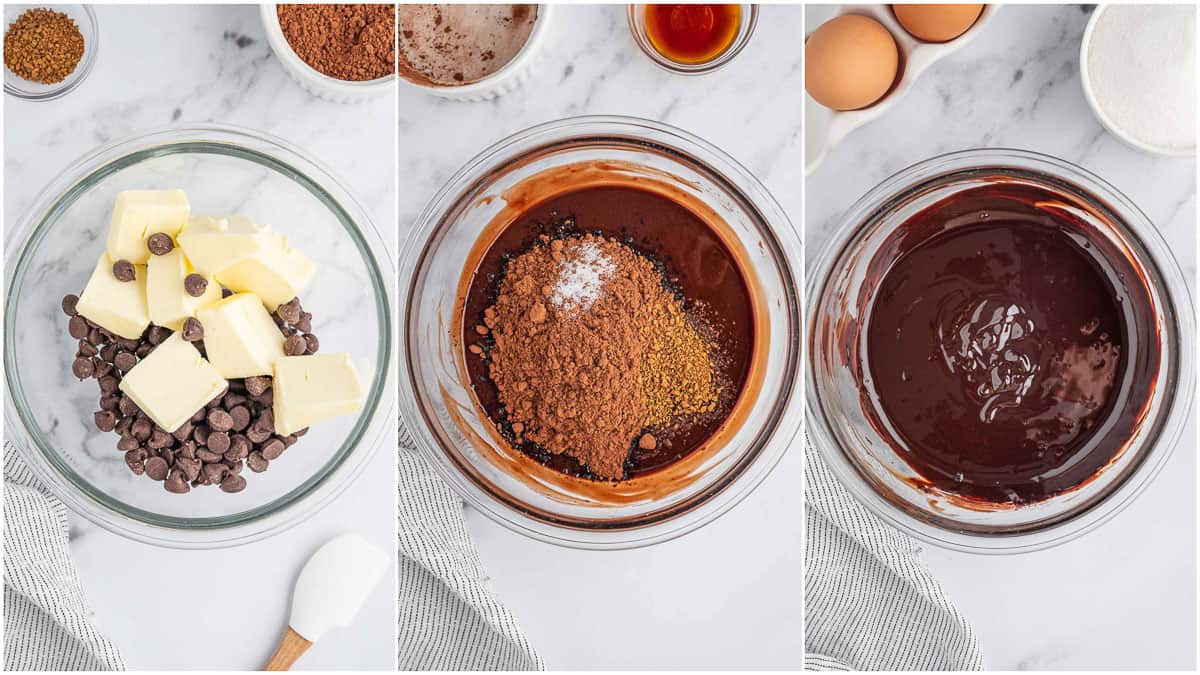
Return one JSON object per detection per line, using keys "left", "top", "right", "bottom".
{"left": 260, "top": 3, "right": 395, "bottom": 104}
{"left": 3, "top": 5, "right": 98, "bottom": 101}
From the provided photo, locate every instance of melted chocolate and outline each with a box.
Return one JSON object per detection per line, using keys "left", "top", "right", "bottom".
{"left": 462, "top": 185, "right": 755, "bottom": 479}
{"left": 866, "top": 182, "right": 1160, "bottom": 503}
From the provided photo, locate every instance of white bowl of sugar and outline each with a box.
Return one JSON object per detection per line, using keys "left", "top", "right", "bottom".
{"left": 1081, "top": 4, "right": 1196, "bottom": 157}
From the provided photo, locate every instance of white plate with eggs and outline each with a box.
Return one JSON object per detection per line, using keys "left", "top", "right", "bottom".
{"left": 804, "top": 4, "right": 999, "bottom": 175}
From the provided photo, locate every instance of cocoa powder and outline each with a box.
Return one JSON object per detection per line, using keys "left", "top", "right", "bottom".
{"left": 277, "top": 4, "right": 395, "bottom": 81}
{"left": 474, "top": 233, "right": 719, "bottom": 480}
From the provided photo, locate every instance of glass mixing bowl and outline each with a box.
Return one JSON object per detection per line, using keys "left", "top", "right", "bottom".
{"left": 807, "top": 149, "right": 1195, "bottom": 554}
{"left": 3, "top": 4, "right": 99, "bottom": 102}
{"left": 400, "top": 116, "right": 802, "bottom": 549}
{"left": 4, "top": 125, "right": 394, "bottom": 548}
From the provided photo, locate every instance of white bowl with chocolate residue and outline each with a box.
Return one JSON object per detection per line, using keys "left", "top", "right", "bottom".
{"left": 396, "top": 4, "right": 553, "bottom": 102}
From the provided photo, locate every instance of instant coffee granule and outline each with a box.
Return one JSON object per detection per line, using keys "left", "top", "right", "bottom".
{"left": 4, "top": 8, "right": 85, "bottom": 84}
{"left": 277, "top": 4, "right": 396, "bottom": 81}
{"left": 478, "top": 233, "right": 719, "bottom": 480}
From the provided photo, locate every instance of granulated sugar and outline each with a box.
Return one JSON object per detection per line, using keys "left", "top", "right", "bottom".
{"left": 550, "top": 240, "right": 614, "bottom": 311}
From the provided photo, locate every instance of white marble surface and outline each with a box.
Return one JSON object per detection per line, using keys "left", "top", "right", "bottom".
{"left": 398, "top": 4, "right": 806, "bottom": 669}
{"left": 805, "top": 5, "right": 1196, "bottom": 670}
{"left": 4, "top": 5, "right": 395, "bottom": 670}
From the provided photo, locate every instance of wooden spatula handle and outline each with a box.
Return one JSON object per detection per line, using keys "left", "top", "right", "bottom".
{"left": 264, "top": 626, "right": 312, "bottom": 671}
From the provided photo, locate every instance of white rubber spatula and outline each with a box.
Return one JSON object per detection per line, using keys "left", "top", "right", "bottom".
{"left": 265, "top": 533, "right": 389, "bottom": 671}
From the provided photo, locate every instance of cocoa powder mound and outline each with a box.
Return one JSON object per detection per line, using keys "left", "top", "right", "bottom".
{"left": 475, "top": 233, "right": 718, "bottom": 480}
{"left": 277, "top": 4, "right": 395, "bottom": 81}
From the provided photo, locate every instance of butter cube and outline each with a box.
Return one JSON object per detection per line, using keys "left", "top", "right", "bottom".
{"left": 196, "top": 293, "right": 285, "bottom": 378}
{"left": 119, "top": 334, "right": 227, "bottom": 433}
{"left": 273, "top": 353, "right": 365, "bottom": 435}
{"left": 147, "top": 248, "right": 221, "bottom": 330}
{"left": 107, "top": 190, "right": 190, "bottom": 264}
{"left": 216, "top": 232, "right": 316, "bottom": 311}
{"left": 177, "top": 215, "right": 271, "bottom": 276}
{"left": 76, "top": 252, "right": 150, "bottom": 340}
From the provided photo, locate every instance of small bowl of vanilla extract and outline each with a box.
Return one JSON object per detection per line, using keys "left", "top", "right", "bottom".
{"left": 628, "top": 4, "right": 758, "bottom": 74}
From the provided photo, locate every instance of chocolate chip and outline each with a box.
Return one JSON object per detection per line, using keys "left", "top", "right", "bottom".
{"left": 191, "top": 408, "right": 207, "bottom": 423}
{"left": 224, "top": 390, "right": 248, "bottom": 407}
{"left": 148, "top": 233, "right": 174, "bottom": 255}
{"left": 131, "top": 419, "right": 152, "bottom": 441}
{"left": 175, "top": 456, "right": 201, "bottom": 482}
{"left": 179, "top": 440, "right": 198, "bottom": 460}
{"left": 147, "top": 326, "right": 171, "bottom": 345}
{"left": 87, "top": 327, "right": 106, "bottom": 346}
{"left": 115, "top": 416, "right": 134, "bottom": 436}
{"left": 206, "top": 409, "right": 233, "bottom": 432}
{"left": 117, "top": 435, "right": 141, "bottom": 452}
{"left": 93, "top": 410, "right": 117, "bottom": 431}
{"left": 159, "top": 447, "right": 175, "bottom": 466}
{"left": 221, "top": 288, "right": 233, "bottom": 298}
{"left": 98, "top": 376, "right": 118, "bottom": 394}
{"left": 144, "top": 456, "right": 169, "bottom": 481}
{"left": 219, "top": 473, "right": 247, "bottom": 493}
{"left": 284, "top": 334, "right": 307, "bottom": 356}
{"left": 99, "top": 395, "right": 120, "bottom": 412}
{"left": 68, "top": 315, "right": 89, "bottom": 339}
{"left": 251, "top": 388, "right": 273, "bottom": 407}
{"left": 62, "top": 294, "right": 79, "bottom": 316}
{"left": 116, "top": 336, "right": 140, "bottom": 351}
{"left": 72, "top": 357, "right": 94, "bottom": 380}
{"left": 181, "top": 317, "right": 204, "bottom": 342}
{"left": 247, "top": 451, "right": 269, "bottom": 473}
{"left": 282, "top": 434, "right": 298, "bottom": 448}
{"left": 114, "top": 351, "right": 137, "bottom": 372}
{"left": 303, "top": 334, "right": 319, "bottom": 354}
{"left": 244, "top": 376, "right": 271, "bottom": 396}
{"left": 148, "top": 429, "right": 174, "bottom": 449}
{"left": 223, "top": 458, "right": 243, "bottom": 475}
{"left": 183, "top": 273, "right": 208, "bottom": 297}
{"left": 207, "top": 430, "right": 231, "bottom": 454}
{"left": 229, "top": 405, "right": 251, "bottom": 431}
{"left": 100, "top": 344, "right": 118, "bottom": 362}
{"left": 296, "top": 312, "right": 312, "bottom": 333}
{"left": 293, "top": 427, "right": 308, "bottom": 437}
{"left": 164, "top": 470, "right": 190, "bottom": 494}
{"left": 94, "top": 360, "right": 114, "bottom": 378}
{"left": 125, "top": 449, "right": 147, "bottom": 475}
{"left": 276, "top": 298, "right": 302, "bottom": 325}
{"left": 135, "top": 343, "right": 152, "bottom": 358}
{"left": 77, "top": 340, "right": 97, "bottom": 358}
{"left": 118, "top": 396, "right": 140, "bottom": 417}
{"left": 172, "top": 421, "right": 194, "bottom": 442}
{"left": 112, "top": 259, "right": 136, "bottom": 282}
{"left": 193, "top": 425, "right": 210, "bottom": 445}
{"left": 227, "top": 434, "right": 251, "bottom": 460}
{"left": 196, "top": 449, "right": 223, "bottom": 463}
{"left": 202, "top": 462, "right": 228, "bottom": 484}
{"left": 246, "top": 426, "right": 272, "bottom": 444}
{"left": 260, "top": 438, "right": 285, "bottom": 460}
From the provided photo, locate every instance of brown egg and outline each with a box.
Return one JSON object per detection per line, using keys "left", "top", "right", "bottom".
{"left": 805, "top": 14, "right": 900, "bottom": 111}
{"left": 893, "top": 4, "right": 984, "bottom": 43}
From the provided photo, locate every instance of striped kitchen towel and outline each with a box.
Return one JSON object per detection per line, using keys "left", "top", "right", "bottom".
{"left": 804, "top": 442, "right": 983, "bottom": 671}
{"left": 397, "top": 420, "right": 544, "bottom": 670}
{"left": 3, "top": 447, "right": 126, "bottom": 671}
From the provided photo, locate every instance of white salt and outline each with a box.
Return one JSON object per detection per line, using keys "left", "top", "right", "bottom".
{"left": 551, "top": 241, "right": 614, "bottom": 311}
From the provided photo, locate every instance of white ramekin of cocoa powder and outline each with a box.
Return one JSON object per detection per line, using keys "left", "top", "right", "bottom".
{"left": 396, "top": 4, "right": 552, "bottom": 102}
{"left": 260, "top": 3, "right": 395, "bottom": 104}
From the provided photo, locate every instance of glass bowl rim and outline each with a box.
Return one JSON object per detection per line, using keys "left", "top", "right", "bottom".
{"left": 398, "top": 114, "right": 803, "bottom": 550}
{"left": 3, "top": 4, "right": 100, "bottom": 102}
{"left": 4, "top": 123, "right": 395, "bottom": 549}
{"left": 805, "top": 147, "right": 1196, "bottom": 554}
{"left": 626, "top": 4, "right": 759, "bottom": 75}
